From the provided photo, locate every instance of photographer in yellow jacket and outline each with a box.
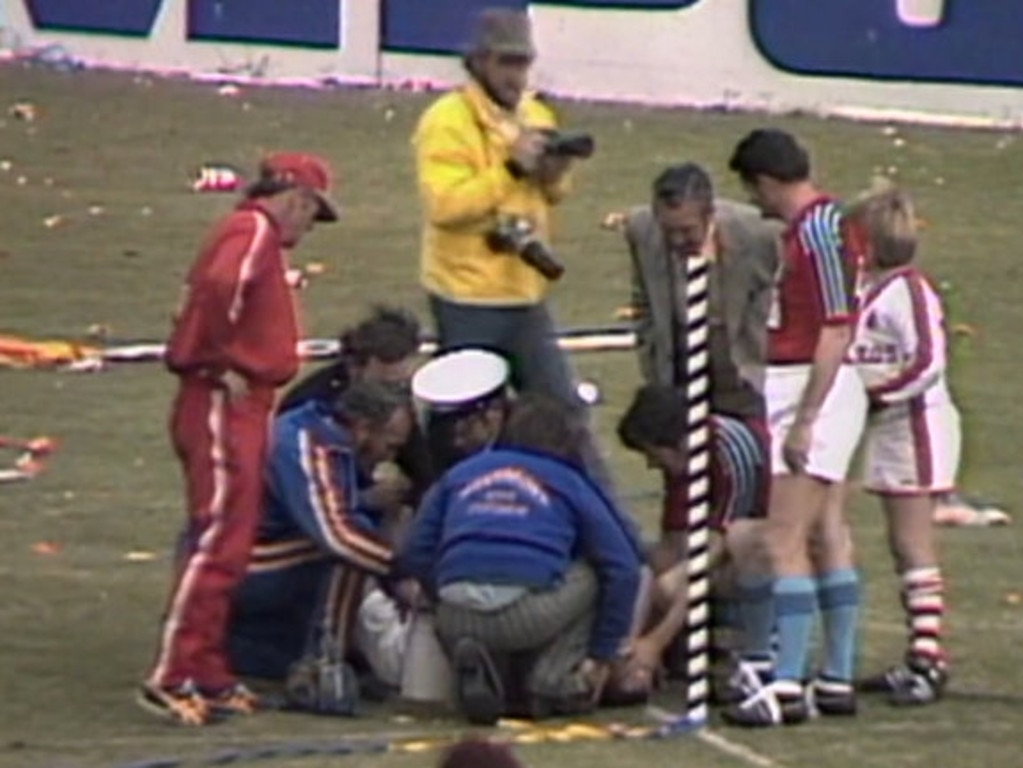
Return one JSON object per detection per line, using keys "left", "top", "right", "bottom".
{"left": 412, "top": 8, "right": 615, "bottom": 495}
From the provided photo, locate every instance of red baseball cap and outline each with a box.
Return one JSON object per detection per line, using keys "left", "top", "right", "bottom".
{"left": 260, "top": 151, "right": 339, "bottom": 222}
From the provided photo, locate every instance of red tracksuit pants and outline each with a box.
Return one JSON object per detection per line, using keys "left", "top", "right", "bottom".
{"left": 147, "top": 378, "right": 272, "bottom": 692}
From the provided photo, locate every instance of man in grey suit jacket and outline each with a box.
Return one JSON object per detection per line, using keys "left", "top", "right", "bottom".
{"left": 614, "top": 164, "right": 779, "bottom": 699}
{"left": 626, "top": 176, "right": 779, "bottom": 405}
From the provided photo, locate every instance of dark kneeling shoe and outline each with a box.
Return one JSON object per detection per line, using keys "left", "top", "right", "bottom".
{"left": 453, "top": 637, "right": 505, "bottom": 726}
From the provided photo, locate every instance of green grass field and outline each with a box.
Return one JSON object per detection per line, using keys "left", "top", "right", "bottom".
{"left": 1, "top": 64, "right": 1022, "bottom": 768}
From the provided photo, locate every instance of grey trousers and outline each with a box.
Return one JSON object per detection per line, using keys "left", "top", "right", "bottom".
{"left": 427, "top": 295, "right": 618, "bottom": 499}
{"left": 435, "top": 564, "right": 597, "bottom": 700}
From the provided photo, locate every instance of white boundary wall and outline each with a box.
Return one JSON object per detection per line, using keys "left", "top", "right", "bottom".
{"left": 4, "top": 0, "right": 1023, "bottom": 129}
{"left": 2, "top": 0, "right": 380, "bottom": 81}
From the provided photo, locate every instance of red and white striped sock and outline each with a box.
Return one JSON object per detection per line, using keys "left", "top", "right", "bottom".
{"left": 901, "top": 567, "right": 946, "bottom": 663}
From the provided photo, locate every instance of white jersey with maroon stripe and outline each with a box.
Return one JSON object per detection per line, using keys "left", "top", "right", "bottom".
{"left": 850, "top": 267, "right": 961, "bottom": 493}
{"left": 851, "top": 267, "right": 951, "bottom": 406}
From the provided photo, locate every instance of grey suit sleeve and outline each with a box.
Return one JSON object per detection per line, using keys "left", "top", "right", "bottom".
{"left": 748, "top": 232, "right": 777, "bottom": 326}
{"left": 624, "top": 212, "right": 657, "bottom": 383}
{"left": 750, "top": 221, "right": 781, "bottom": 289}
{"left": 738, "top": 221, "right": 781, "bottom": 390}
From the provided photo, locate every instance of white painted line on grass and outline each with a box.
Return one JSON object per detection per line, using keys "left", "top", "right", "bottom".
{"left": 697, "top": 729, "right": 784, "bottom": 768}
{"left": 809, "top": 720, "right": 1018, "bottom": 734}
{"left": 864, "top": 618, "right": 1023, "bottom": 635}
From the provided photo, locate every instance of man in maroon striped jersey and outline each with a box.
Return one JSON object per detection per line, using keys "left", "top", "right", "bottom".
{"left": 724, "top": 130, "right": 867, "bottom": 727}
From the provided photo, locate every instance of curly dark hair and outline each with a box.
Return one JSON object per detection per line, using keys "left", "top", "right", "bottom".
{"left": 617, "top": 384, "right": 687, "bottom": 452}
{"left": 499, "top": 393, "right": 585, "bottom": 466}
{"left": 332, "top": 379, "right": 409, "bottom": 428}
{"left": 729, "top": 128, "right": 811, "bottom": 184}
{"left": 340, "top": 305, "right": 421, "bottom": 366}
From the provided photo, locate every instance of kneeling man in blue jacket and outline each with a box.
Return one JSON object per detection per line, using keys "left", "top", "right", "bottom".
{"left": 398, "top": 349, "right": 645, "bottom": 725}
{"left": 227, "top": 380, "right": 413, "bottom": 714}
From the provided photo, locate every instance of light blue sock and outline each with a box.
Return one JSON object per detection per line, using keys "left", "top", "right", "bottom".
{"left": 774, "top": 576, "right": 817, "bottom": 684}
{"left": 816, "top": 569, "right": 861, "bottom": 682}
{"left": 736, "top": 575, "right": 775, "bottom": 661}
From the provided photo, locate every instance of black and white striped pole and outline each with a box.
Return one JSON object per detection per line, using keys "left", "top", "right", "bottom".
{"left": 682, "top": 252, "right": 712, "bottom": 727}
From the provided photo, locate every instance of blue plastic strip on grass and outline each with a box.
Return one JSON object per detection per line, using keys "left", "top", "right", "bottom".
{"left": 101, "top": 713, "right": 707, "bottom": 768}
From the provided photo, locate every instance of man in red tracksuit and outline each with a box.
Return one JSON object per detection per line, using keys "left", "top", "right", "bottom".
{"left": 138, "top": 152, "right": 340, "bottom": 726}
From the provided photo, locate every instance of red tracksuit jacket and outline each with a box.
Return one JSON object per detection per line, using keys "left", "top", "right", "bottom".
{"left": 166, "top": 201, "right": 300, "bottom": 394}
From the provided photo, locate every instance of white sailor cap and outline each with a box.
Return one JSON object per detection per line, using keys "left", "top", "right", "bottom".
{"left": 411, "top": 349, "right": 510, "bottom": 414}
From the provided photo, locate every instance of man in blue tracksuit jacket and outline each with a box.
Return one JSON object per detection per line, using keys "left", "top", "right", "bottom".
{"left": 398, "top": 388, "right": 643, "bottom": 724}
{"left": 226, "top": 380, "right": 412, "bottom": 712}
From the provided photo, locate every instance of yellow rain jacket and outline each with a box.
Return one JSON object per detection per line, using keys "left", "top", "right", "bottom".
{"left": 413, "top": 80, "right": 570, "bottom": 305}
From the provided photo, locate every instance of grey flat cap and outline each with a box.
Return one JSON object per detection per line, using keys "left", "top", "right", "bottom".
{"left": 467, "top": 8, "right": 536, "bottom": 58}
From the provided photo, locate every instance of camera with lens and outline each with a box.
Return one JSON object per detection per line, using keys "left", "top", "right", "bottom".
{"left": 486, "top": 214, "right": 565, "bottom": 281}
{"left": 540, "top": 129, "right": 596, "bottom": 160}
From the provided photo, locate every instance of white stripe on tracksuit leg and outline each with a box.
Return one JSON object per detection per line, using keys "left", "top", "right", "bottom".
{"left": 151, "top": 390, "right": 229, "bottom": 686}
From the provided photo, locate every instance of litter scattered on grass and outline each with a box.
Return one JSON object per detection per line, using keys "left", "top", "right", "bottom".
{"left": 0, "top": 435, "right": 57, "bottom": 484}
{"left": 192, "top": 164, "right": 243, "bottom": 192}
{"left": 8, "top": 101, "right": 36, "bottom": 121}
{"left": 124, "top": 551, "right": 157, "bottom": 563}
{"left": 31, "top": 541, "right": 61, "bottom": 556}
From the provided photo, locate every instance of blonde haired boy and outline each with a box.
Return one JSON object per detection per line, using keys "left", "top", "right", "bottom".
{"left": 846, "top": 186, "right": 960, "bottom": 706}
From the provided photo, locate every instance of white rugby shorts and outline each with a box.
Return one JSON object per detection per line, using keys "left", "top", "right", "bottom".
{"left": 765, "top": 364, "right": 867, "bottom": 481}
{"left": 862, "top": 399, "right": 960, "bottom": 494}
